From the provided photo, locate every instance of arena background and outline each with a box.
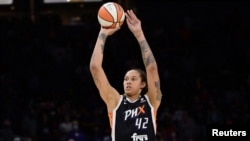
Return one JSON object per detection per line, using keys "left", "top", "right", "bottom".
{"left": 0, "top": 0, "right": 249, "bottom": 141}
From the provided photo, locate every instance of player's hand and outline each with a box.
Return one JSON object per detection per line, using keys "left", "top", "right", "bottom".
{"left": 125, "top": 10, "right": 143, "bottom": 38}
{"left": 100, "top": 26, "right": 120, "bottom": 36}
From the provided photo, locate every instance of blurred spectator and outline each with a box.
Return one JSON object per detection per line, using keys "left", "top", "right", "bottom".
{"left": 0, "top": 118, "right": 16, "bottom": 141}
{"left": 66, "top": 120, "right": 87, "bottom": 141}
{"left": 175, "top": 111, "right": 197, "bottom": 141}
{"left": 59, "top": 114, "right": 73, "bottom": 141}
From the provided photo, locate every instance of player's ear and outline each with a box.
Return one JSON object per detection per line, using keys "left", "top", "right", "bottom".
{"left": 141, "top": 82, "right": 146, "bottom": 88}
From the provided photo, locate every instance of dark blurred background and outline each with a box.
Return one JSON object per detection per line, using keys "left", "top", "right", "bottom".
{"left": 0, "top": 0, "right": 249, "bottom": 141}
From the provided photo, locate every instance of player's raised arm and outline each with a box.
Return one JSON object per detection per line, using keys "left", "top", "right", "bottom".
{"left": 89, "top": 27, "right": 120, "bottom": 112}
{"left": 125, "top": 10, "right": 162, "bottom": 110}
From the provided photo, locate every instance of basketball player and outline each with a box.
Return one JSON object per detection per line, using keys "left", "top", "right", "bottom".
{"left": 90, "top": 10, "right": 162, "bottom": 141}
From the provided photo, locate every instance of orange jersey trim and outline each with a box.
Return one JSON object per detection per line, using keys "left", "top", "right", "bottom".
{"left": 108, "top": 112, "right": 113, "bottom": 128}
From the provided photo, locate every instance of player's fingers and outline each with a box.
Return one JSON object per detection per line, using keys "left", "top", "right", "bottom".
{"left": 128, "top": 10, "right": 137, "bottom": 19}
{"left": 126, "top": 16, "right": 131, "bottom": 25}
{"left": 127, "top": 10, "right": 133, "bottom": 18}
{"left": 129, "top": 10, "right": 135, "bottom": 17}
{"left": 125, "top": 11, "right": 132, "bottom": 21}
{"left": 127, "top": 10, "right": 137, "bottom": 23}
{"left": 116, "top": 27, "right": 120, "bottom": 30}
{"left": 125, "top": 13, "right": 132, "bottom": 24}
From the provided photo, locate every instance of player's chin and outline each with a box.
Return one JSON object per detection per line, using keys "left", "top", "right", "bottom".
{"left": 125, "top": 91, "right": 134, "bottom": 97}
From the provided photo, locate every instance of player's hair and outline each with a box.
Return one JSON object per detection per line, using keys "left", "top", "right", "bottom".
{"left": 129, "top": 68, "right": 148, "bottom": 95}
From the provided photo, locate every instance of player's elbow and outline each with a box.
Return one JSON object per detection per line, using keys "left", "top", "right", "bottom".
{"left": 146, "top": 63, "right": 158, "bottom": 73}
{"left": 89, "top": 62, "right": 102, "bottom": 73}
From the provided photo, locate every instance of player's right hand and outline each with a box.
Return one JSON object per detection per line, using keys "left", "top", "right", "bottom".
{"left": 100, "top": 26, "right": 120, "bottom": 36}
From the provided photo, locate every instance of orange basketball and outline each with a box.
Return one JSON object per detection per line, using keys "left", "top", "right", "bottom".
{"left": 97, "top": 2, "right": 125, "bottom": 28}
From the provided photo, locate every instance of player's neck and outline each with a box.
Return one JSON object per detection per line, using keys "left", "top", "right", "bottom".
{"left": 125, "top": 94, "right": 141, "bottom": 102}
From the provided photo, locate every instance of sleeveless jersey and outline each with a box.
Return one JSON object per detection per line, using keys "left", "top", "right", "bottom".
{"left": 109, "top": 95, "right": 156, "bottom": 141}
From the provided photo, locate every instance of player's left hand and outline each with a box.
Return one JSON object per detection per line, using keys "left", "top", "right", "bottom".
{"left": 125, "top": 10, "right": 143, "bottom": 37}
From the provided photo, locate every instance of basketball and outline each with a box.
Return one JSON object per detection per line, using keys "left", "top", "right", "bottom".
{"left": 97, "top": 2, "right": 125, "bottom": 28}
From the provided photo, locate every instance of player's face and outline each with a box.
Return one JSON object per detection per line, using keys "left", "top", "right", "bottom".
{"left": 123, "top": 70, "right": 146, "bottom": 96}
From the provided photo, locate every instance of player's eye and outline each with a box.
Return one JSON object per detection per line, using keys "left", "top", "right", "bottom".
{"left": 131, "top": 78, "right": 136, "bottom": 81}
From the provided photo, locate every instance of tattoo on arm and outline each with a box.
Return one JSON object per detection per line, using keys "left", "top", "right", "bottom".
{"left": 99, "top": 33, "right": 107, "bottom": 53}
{"left": 100, "top": 44, "right": 104, "bottom": 53}
{"left": 99, "top": 33, "right": 107, "bottom": 40}
{"left": 139, "top": 40, "right": 156, "bottom": 67}
{"left": 155, "top": 81, "right": 162, "bottom": 101}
